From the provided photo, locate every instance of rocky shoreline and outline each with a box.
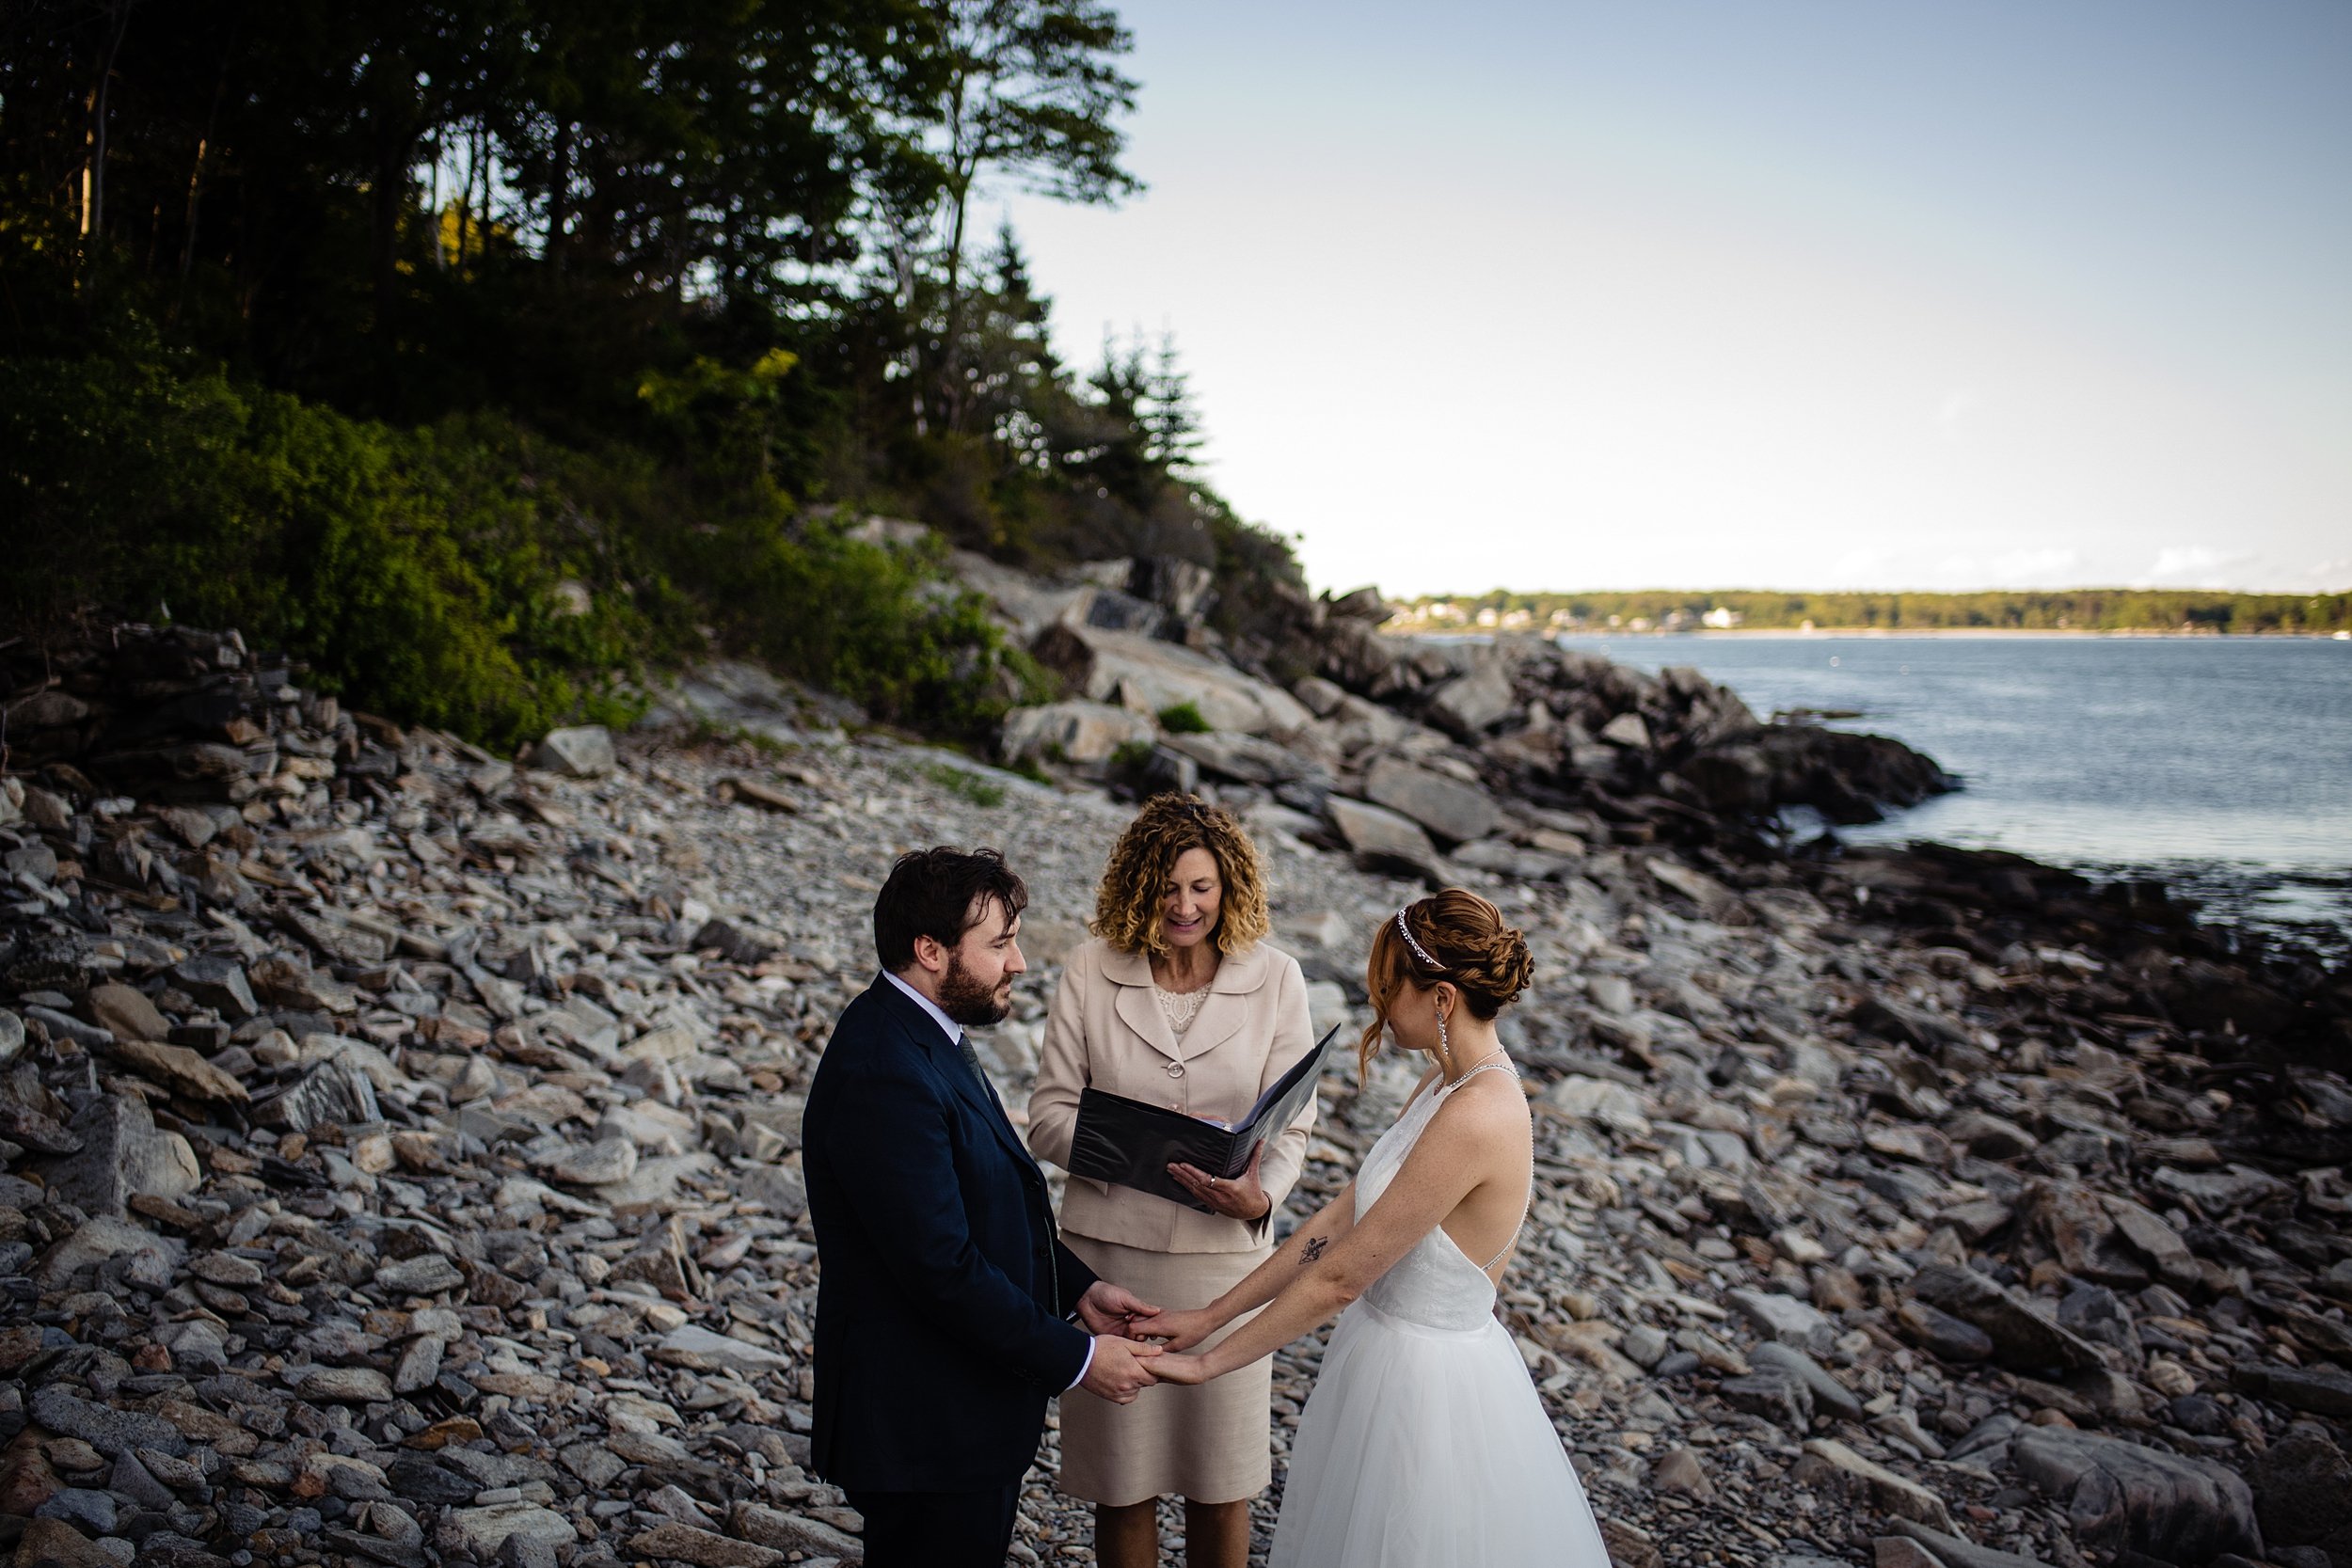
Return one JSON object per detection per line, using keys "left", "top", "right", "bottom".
{"left": 2, "top": 596, "right": 2347, "bottom": 1568}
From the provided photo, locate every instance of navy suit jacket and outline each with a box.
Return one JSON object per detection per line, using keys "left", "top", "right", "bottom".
{"left": 803, "top": 974, "right": 1099, "bottom": 1491}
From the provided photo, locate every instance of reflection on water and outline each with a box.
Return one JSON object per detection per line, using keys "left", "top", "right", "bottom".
{"left": 1559, "top": 634, "right": 2352, "bottom": 946}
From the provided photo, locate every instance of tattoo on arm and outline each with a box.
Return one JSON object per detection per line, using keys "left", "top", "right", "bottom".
{"left": 1300, "top": 1237, "right": 1328, "bottom": 1266}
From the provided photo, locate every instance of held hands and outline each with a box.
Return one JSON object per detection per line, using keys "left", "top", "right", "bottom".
{"left": 1075, "top": 1280, "right": 1162, "bottom": 1338}
{"left": 1081, "top": 1336, "right": 1163, "bottom": 1403}
{"left": 1135, "top": 1307, "right": 1219, "bottom": 1353}
{"left": 1145, "top": 1352, "right": 1213, "bottom": 1386}
{"left": 1168, "top": 1144, "right": 1270, "bottom": 1222}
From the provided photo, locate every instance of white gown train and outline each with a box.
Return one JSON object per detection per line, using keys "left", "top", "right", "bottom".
{"left": 1269, "top": 1069, "right": 1613, "bottom": 1567}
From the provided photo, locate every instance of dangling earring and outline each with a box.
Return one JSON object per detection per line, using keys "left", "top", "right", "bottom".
{"left": 1436, "top": 1005, "right": 1451, "bottom": 1074}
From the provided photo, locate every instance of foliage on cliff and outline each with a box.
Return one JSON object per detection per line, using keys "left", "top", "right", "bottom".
{"left": 0, "top": 0, "right": 1304, "bottom": 745}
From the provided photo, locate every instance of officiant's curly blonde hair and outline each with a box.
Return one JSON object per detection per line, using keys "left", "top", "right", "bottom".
{"left": 1092, "top": 793, "right": 1270, "bottom": 959}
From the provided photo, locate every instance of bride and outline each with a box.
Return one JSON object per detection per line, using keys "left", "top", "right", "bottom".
{"left": 1146, "top": 890, "right": 1612, "bottom": 1566}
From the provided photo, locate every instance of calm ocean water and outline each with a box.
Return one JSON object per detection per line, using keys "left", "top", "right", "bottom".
{"left": 1556, "top": 635, "right": 2352, "bottom": 948}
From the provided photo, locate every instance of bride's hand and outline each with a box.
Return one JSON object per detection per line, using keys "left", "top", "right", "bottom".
{"left": 1148, "top": 1352, "right": 1214, "bottom": 1386}
{"left": 1138, "top": 1307, "right": 1218, "bottom": 1352}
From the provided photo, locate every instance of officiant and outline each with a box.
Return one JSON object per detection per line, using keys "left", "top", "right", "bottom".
{"left": 1027, "top": 794, "right": 1321, "bottom": 1568}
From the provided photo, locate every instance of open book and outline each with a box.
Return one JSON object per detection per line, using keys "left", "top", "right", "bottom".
{"left": 1065, "top": 1023, "right": 1343, "bottom": 1213}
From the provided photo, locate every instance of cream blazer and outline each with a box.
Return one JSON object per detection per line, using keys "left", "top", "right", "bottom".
{"left": 1027, "top": 937, "right": 1319, "bottom": 1255}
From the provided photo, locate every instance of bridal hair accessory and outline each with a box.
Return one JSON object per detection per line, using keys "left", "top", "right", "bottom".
{"left": 1394, "top": 906, "right": 1441, "bottom": 971}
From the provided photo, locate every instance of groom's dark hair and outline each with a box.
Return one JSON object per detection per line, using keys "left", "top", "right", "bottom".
{"left": 874, "top": 847, "right": 1029, "bottom": 973}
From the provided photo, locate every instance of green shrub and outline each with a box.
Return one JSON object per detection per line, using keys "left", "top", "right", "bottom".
{"left": 1156, "top": 700, "right": 1211, "bottom": 734}
{"left": 2, "top": 352, "right": 1029, "bottom": 749}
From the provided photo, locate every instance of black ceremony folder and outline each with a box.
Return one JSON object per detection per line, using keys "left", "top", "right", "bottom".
{"left": 1066, "top": 1023, "right": 1343, "bottom": 1213}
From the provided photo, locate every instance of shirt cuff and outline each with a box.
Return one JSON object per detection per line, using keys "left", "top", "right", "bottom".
{"left": 1066, "top": 1336, "right": 1097, "bottom": 1392}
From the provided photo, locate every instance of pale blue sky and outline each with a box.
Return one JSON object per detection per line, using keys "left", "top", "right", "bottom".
{"left": 1005, "top": 1, "right": 2352, "bottom": 597}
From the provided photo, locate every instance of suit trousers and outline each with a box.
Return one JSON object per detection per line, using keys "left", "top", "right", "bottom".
{"left": 847, "top": 1483, "right": 1022, "bottom": 1568}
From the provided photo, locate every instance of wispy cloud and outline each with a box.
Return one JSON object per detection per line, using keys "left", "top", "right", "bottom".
{"left": 1991, "top": 547, "right": 2081, "bottom": 582}
{"left": 2135, "top": 545, "right": 2249, "bottom": 587}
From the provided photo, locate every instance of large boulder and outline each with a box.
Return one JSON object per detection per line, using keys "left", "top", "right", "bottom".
{"left": 1424, "top": 663, "right": 1518, "bottom": 738}
{"left": 1325, "top": 797, "right": 1446, "bottom": 883}
{"left": 1161, "top": 731, "right": 1327, "bottom": 790}
{"left": 1032, "top": 624, "right": 1312, "bottom": 736}
{"left": 2010, "top": 1426, "right": 2262, "bottom": 1563}
{"left": 2248, "top": 1427, "right": 2352, "bottom": 1559}
{"left": 1909, "top": 1263, "right": 2104, "bottom": 1373}
{"left": 531, "top": 724, "right": 616, "bottom": 778}
{"left": 41, "top": 1094, "right": 200, "bottom": 1216}
{"left": 1362, "top": 756, "right": 1502, "bottom": 846}
{"left": 997, "top": 701, "right": 1154, "bottom": 768}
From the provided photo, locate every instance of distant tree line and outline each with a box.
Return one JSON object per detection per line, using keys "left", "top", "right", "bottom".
{"left": 1, "top": 0, "right": 1293, "bottom": 742}
{"left": 1393, "top": 590, "right": 2352, "bottom": 637}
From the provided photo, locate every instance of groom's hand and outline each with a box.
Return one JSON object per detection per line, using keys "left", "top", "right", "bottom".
{"left": 1080, "top": 1337, "right": 1162, "bottom": 1404}
{"left": 1076, "top": 1281, "right": 1161, "bottom": 1337}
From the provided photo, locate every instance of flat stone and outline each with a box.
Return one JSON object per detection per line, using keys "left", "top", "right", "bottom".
{"left": 2233, "top": 1359, "right": 2352, "bottom": 1418}
{"left": 625, "top": 1523, "right": 786, "bottom": 1567}
{"left": 108, "top": 1037, "right": 249, "bottom": 1103}
{"left": 730, "top": 1502, "right": 866, "bottom": 1560}
{"left": 1896, "top": 1300, "right": 1994, "bottom": 1363}
{"left": 294, "top": 1367, "right": 396, "bottom": 1403}
{"left": 2151, "top": 1164, "right": 2293, "bottom": 1212}
{"left": 79, "top": 982, "right": 169, "bottom": 1044}
{"left": 1752, "top": 1341, "right": 1865, "bottom": 1421}
{"left": 1650, "top": 1445, "right": 1714, "bottom": 1501}
{"left": 1885, "top": 1519, "right": 2054, "bottom": 1568}
{"left": 436, "top": 1503, "right": 576, "bottom": 1559}
{"left": 1793, "top": 1437, "right": 1953, "bottom": 1533}
{"left": 1909, "top": 1264, "right": 2101, "bottom": 1372}
{"left": 373, "top": 1255, "right": 465, "bottom": 1296}
{"left": 532, "top": 725, "right": 617, "bottom": 778}
{"left": 1722, "top": 1370, "right": 1814, "bottom": 1430}
{"left": 284, "top": 910, "right": 389, "bottom": 967}
{"left": 1161, "top": 730, "right": 1325, "bottom": 788}
{"left": 1727, "top": 1287, "right": 1836, "bottom": 1354}
{"left": 1363, "top": 755, "right": 1501, "bottom": 845}
{"left": 29, "top": 1386, "right": 188, "bottom": 1459}
{"left": 35, "top": 1215, "right": 186, "bottom": 1291}
{"left": 544, "top": 1137, "right": 638, "bottom": 1187}
{"left": 651, "top": 1324, "right": 790, "bottom": 1375}
{"left": 171, "top": 954, "right": 258, "bottom": 1020}
{"left": 997, "top": 700, "right": 1154, "bottom": 768}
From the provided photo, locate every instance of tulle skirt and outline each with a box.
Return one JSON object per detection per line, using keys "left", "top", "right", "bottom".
{"left": 1269, "top": 1298, "right": 1613, "bottom": 1568}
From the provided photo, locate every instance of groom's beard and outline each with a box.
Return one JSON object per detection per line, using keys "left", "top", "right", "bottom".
{"left": 937, "top": 953, "right": 1012, "bottom": 1028}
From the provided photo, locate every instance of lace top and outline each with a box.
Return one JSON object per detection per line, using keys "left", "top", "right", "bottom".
{"left": 1152, "top": 982, "right": 1208, "bottom": 1036}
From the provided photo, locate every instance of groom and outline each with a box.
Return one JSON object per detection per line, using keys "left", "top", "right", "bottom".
{"left": 803, "top": 847, "right": 1165, "bottom": 1567}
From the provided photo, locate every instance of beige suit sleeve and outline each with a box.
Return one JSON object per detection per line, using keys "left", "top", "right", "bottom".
{"left": 1026, "top": 948, "right": 1091, "bottom": 1170}
{"left": 1249, "top": 954, "right": 1320, "bottom": 1232}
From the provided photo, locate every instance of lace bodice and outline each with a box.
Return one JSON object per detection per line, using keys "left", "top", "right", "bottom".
{"left": 1351, "top": 1068, "right": 1519, "bottom": 1332}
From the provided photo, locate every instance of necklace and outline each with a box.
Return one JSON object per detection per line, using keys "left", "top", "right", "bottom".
{"left": 1443, "top": 1048, "right": 1512, "bottom": 1086}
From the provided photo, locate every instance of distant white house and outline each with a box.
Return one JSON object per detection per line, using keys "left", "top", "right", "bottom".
{"left": 1702, "top": 607, "right": 1742, "bottom": 629}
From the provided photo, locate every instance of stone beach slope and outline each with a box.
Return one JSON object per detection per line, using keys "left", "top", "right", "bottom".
{"left": 1, "top": 604, "right": 2348, "bottom": 1568}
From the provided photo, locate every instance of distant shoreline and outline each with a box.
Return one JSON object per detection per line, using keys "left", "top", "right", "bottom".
{"left": 1396, "top": 626, "right": 2352, "bottom": 641}
{"left": 1544, "top": 626, "right": 2352, "bottom": 641}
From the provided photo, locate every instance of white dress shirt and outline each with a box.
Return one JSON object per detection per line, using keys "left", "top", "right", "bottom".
{"left": 883, "top": 969, "right": 1096, "bottom": 1390}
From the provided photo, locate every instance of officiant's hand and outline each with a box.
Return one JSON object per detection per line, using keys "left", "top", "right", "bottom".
{"left": 1168, "top": 1145, "right": 1270, "bottom": 1221}
{"left": 1081, "top": 1337, "right": 1163, "bottom": 1403}
{"left": 1076, "top": 1280, "right": 1162, "bottom": 1337}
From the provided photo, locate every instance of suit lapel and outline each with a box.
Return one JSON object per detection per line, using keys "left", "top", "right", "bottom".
{"left": 866, "top": 974, "right": 1044, "bottom": 1177}
{"left": 1104, "top": 946, "right": 1183, "bottom": 1066}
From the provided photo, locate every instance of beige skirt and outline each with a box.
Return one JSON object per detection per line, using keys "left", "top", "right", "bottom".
{"left": 1057, "top": 1234, "right": 1274, "bottom": 1507}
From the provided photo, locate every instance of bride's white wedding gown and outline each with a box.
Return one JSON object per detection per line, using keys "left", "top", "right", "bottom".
{"left": 1269, "top": 1067, "right": 1613, "bottom": 1567}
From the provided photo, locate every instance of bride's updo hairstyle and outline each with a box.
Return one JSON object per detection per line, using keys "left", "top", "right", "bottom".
{"left": 1359, "top": 889, "right": 1534, "bottom": 1074}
